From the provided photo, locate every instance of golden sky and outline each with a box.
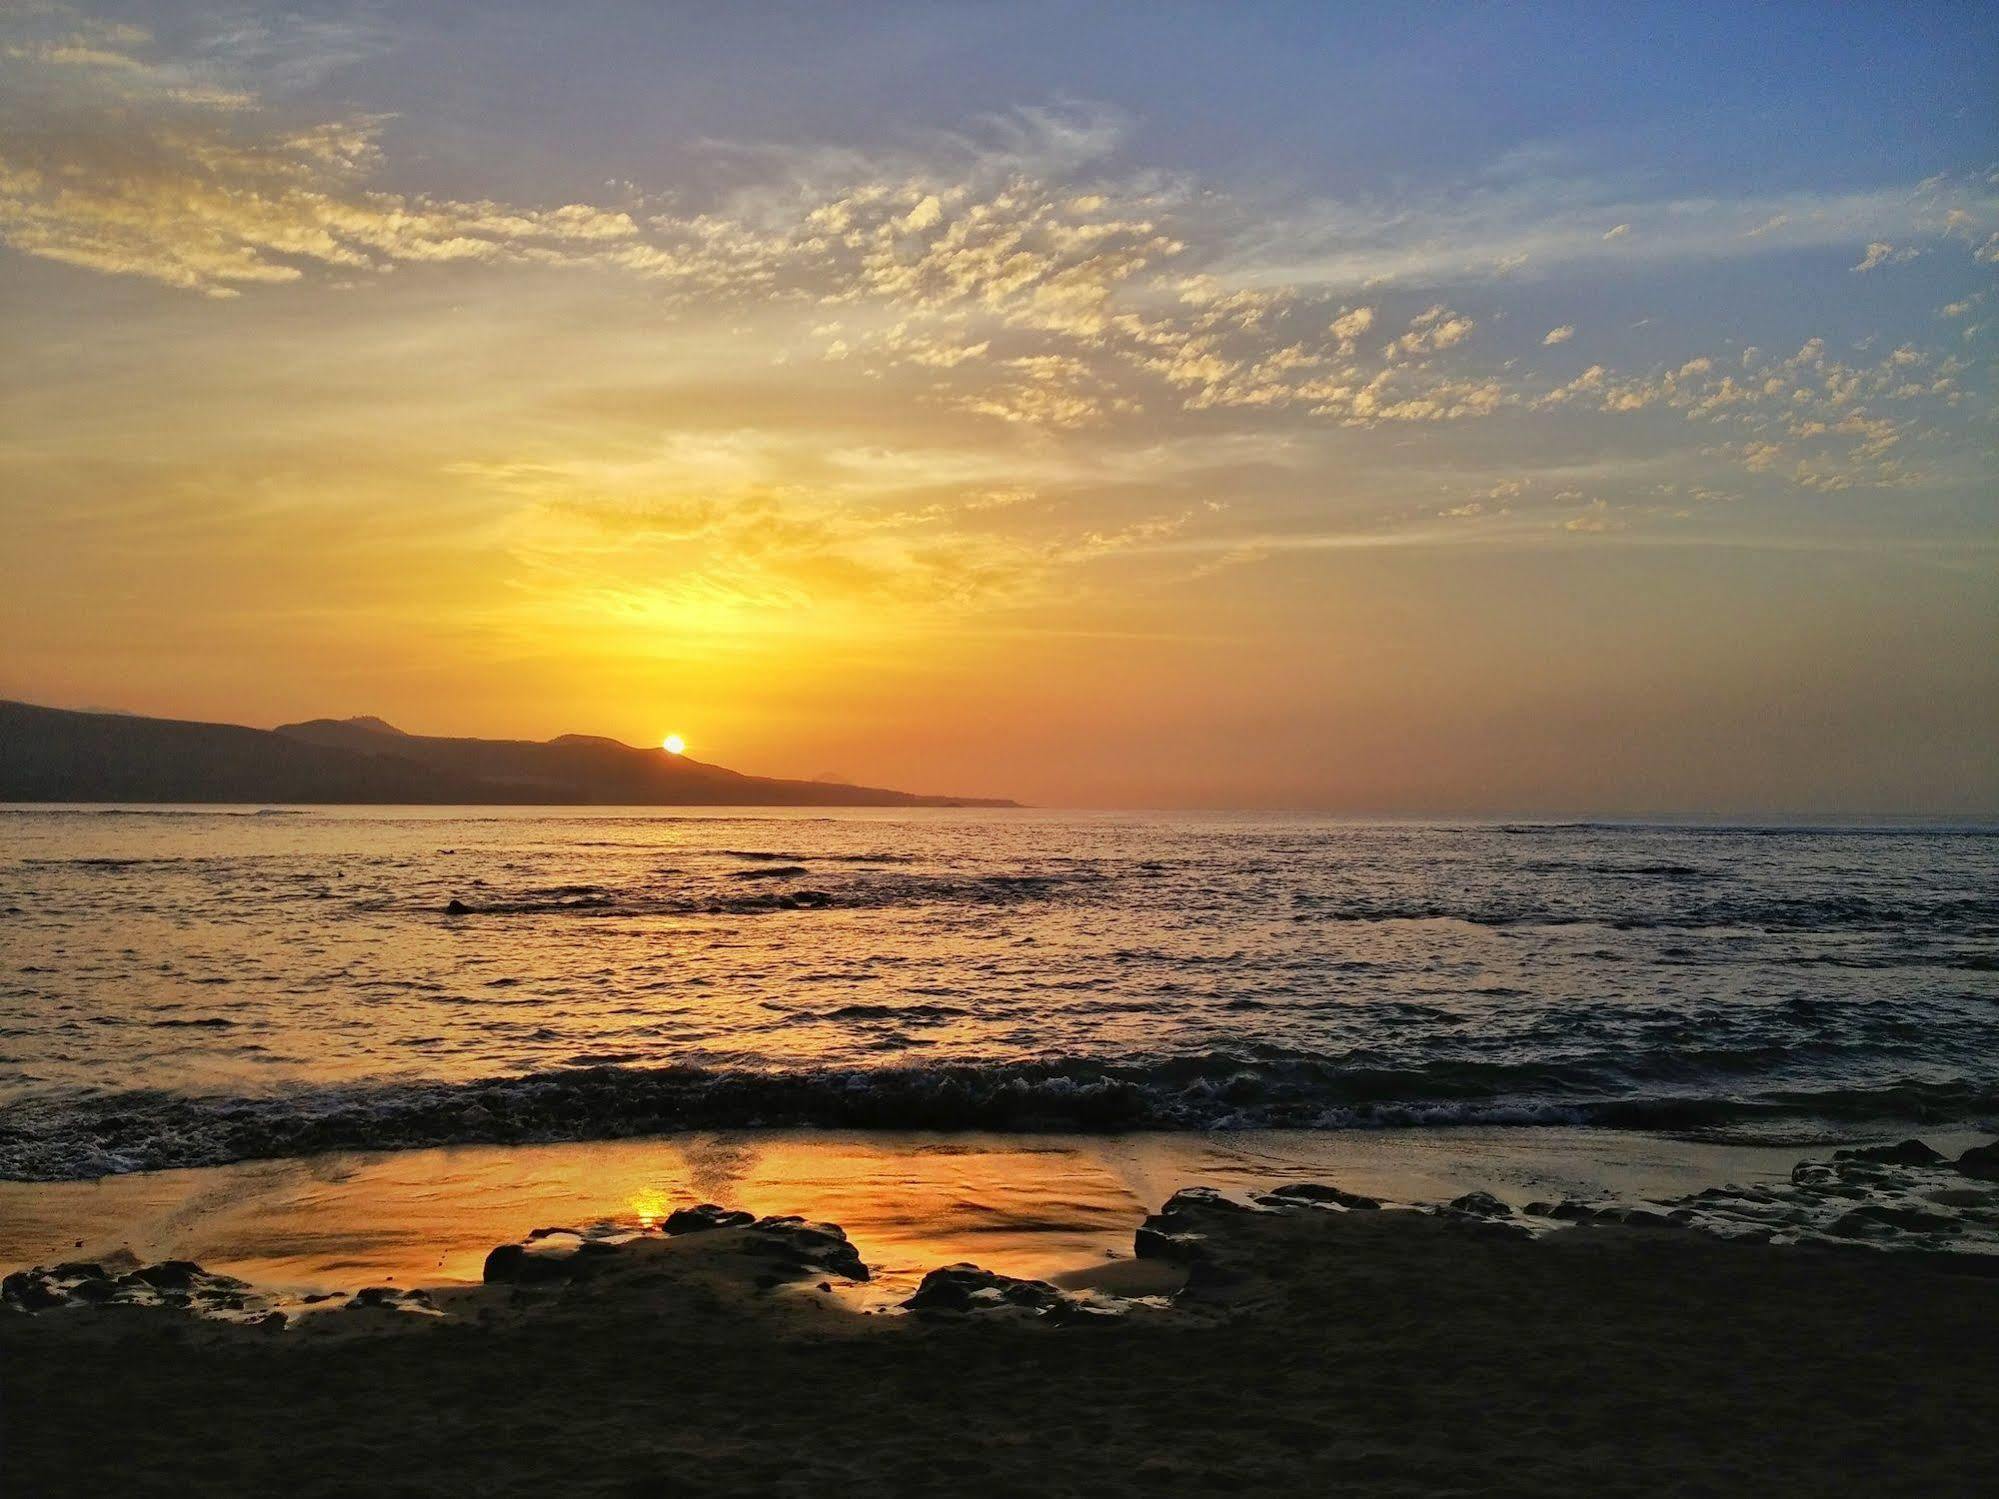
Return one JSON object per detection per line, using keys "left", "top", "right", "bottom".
{"left": 3, "top": 3, "right": 1995, "bottom": 811}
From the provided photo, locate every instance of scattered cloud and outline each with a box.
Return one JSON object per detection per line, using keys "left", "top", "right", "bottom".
{"left": 1542, "top": 325, "right": 1575, "bottom": 345}
{"left": 1852, "top": 241, "right": 1920, "bottom": 272}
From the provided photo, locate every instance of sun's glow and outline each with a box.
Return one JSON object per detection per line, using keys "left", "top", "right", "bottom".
{"left": 662, "top": 734, "right": 686, "bottom": 755}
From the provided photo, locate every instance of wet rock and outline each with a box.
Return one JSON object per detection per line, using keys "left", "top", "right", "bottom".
{"left": 348, "top": 1286, "right": 435, "bottom": 1312}
{"left": 1158, "top": 1187, "right": 1259, "bottom": 1216}
{"left": 1834, "top": 1139, "right": 1944, "bottom": 1167}
{"left": 1133, "top": 1225, "right": 1209, "bottom": 1263}
{"left": 1840, "top": 1203, "right": 1960, "bottom": 1234}
{"left": 903, "top": 1264, "right": 1065, "bottom": 1315}
{"left": 1955, "top": 1141, "right": 1999, "bottom": 1182}
{"left": 444, "top": 898, "right": 472, "bottom": 916}
{"left": 1258, "top": 1183, "right": 1381, "bottom": 1211}
{"left": 664, "top": 1204, "right": 756, "bottom": 1235}
{"left": 132, "top": 1260, "right": 206, "bottom": 1291}
{"left": 481, "top": 1243, "right": 576, "bottom": 1285}
{"left": 1446, "top": 1191, "right": 1514, "bottom": 1219}
{"left": 2, "top": 1269, "right": 67, "bottom": 1311}
{"left": 743, "top": 1216, "right": 869, "bottom": 1283}
{"left": 5, "top": 1259, "right": 275, "bottom": 1321}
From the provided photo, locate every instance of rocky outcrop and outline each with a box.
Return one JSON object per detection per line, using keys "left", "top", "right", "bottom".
{"left": 1954, "top": 1141, "right": 1999, "bottom": 1181}
{"left": 1445, "top": 1191, "right": 1514, "bottom": 1220}
{"left": 1, "top": 1257, "right": 285, "bottom": 1326}
{"left": 1256, "top": 1182, "right": 1381, "bottom": 1211}
{"left": 481, "top": 1212, "right": 870, "bottom": 1288}
{"left": 664, "top": 1204, "right": 756, "bottom": 1234}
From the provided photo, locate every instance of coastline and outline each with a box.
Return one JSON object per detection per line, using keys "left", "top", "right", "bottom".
{"left": 5, "top": 1135, "right": 1996, "bottom": 1496}
{"left": 9, "top": 1124, "right": 1994, "bottom": 1298}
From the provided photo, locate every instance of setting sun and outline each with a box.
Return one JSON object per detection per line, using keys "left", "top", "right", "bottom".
{"left": 662, "top": 734, "right": 686, "bottom": 755}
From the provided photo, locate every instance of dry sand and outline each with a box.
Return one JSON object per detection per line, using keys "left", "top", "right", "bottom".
{"left": 4, "top": 1179, "right": 1996, "bottom": 1497}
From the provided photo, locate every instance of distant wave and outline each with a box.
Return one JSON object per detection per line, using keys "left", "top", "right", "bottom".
{"left": 1289, "top": 890, "right": 1999, "bottom": 934}
{"left": 0, "top": 807, "right": 310, "bottom": 818}
{"left": 3, "top": 1052, "right": 1993, "bottom": 1182}
{"left": 421, "top": 868, "right": 1105, "bottom": 919}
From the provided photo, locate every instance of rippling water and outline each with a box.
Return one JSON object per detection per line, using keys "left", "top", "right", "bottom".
{"left": 2, "top": 807, "right": 1994, "bottom": 1180}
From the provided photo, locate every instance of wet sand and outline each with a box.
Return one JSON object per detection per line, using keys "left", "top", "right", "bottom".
{"left": 9, "top": 1124, "right": 1971, "bottom": 1298}
{"left": 5, "top": 1141, "right": 1998, "bottom": 1497}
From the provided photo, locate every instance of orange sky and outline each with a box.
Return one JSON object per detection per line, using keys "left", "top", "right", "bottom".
{"left": 2, "top": 4, "right": 1995, "bottom": 812}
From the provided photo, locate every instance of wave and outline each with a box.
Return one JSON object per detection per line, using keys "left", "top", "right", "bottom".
{"left": 426, "top": 868, "right": 1104, "bottom": 919}
{"left": 3, "top": 1052, "right": 1992, "bottom": 1182}
{"left": 1288, "top": 891, "right": 1999, "bottom": 934}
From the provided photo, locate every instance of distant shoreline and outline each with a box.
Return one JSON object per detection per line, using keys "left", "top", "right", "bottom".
{"left": 0, "top": 700, "right": 1018, "bottom": 809}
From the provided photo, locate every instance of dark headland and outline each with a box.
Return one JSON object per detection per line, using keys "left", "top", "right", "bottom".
{"left": 0, "top": 701, "right": 1016, "bottom": 807}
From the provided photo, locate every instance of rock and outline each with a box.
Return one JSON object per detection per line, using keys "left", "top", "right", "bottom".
{"left": 1954, "top": 1141, "right": 1999, "bottom": 1182}
{"left": 744, "top": 1216, "right": 869, "bottom": 1282}
{"left": 349, "top": 1286, "right": 435, "bottom": 1311}
{"left": 1834, "top": 1139, "right": 1944, "bottom": 1167}
{"left": 1158, "top": 1187, "right": 1257, "bottom": 1216}
{"left": 1133, "top": 1225, "right": 1211, "bottom": 1263}
{"left": 664, "top": 1204, "right": 756, "bottom": 1235}
{"left": 131, "top": 1260, "right": 205, "bottom": 1291}
{"left": 2, "top": 1270, "right": 66, "bottom": 1311}
{"left": 1842, "top": 1203, "right": 1960, "bottom": 1234}
{"left": 480, "top": 1243, "right": 575, "bottom": 1285}
{"left": 903, "top": 1264, "right": 1065, "bottom": 1315}
{"left": 444, "top": 898, "right": 472, "bottom": 916}
{"left": 1258, "top": 1183, "right": 1381, "bottom": 1211}
{"left": 1446, "top": 1191, "right": 1514, "bottom": 1219}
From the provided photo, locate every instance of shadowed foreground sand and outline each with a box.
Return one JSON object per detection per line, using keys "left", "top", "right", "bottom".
{"left": 5, "top": 1180, "right": 1996, "bottom": 1498}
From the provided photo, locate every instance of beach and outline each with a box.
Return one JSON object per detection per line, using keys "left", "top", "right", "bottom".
{"left": 4, "top": 809, "right": 1995, "bottom": 1492}
{"left": 6, "top": 1138, "right": 1998, "bottom": 1497}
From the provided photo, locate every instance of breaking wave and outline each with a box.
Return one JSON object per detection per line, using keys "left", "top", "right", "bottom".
{"left": 4, "top": 1052, "right": 1994, "bottom": 1183}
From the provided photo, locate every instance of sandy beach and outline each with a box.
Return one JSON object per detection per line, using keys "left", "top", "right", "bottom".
{"left": 6, "top": 1138, "right": 1996, "bottom": 1497}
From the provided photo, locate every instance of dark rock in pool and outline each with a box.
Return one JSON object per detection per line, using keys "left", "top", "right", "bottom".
{"left": 1955, "top": 1141, "right": 1999, "bottom": 1182}
{"left": 665, "top": 1204, "right": 757, "bottom": 1235}
{"left": 1834, "top": 1139, "right": 1944, "bottom": 1167}
{"left": 1258, "top": 1182, "right": 1381, "bottom": 1211}
{"left": 903, "top": 1264, "right": 1065, "bottom": 1315}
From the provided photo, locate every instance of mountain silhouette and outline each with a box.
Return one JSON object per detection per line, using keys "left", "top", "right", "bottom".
{"left": 0, "top": 702, "right": 1015, "bottom": 807}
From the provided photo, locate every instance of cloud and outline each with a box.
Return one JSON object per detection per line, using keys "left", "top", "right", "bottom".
{"left": 1542, "top": 325, "right": 1575, "bottom": 345}
{"left": 1327, "top": 304, "right": 1375, "bottom": 353}
{"left": 1852, "top": 241, "right": 1919, "bottom": 272}
{"left": 1384, "top": 304, "right": 1476, "bottom": 361}
{"left": 1602, "top": 223, "right": 1630, "bottom": 241}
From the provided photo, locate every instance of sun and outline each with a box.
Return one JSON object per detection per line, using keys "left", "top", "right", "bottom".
{"left": 662, "top": 733, "right": 687, "bottom": 755}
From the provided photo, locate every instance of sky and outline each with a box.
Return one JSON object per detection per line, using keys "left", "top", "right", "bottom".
{"left": 2, "top": 0, "right": 1995, "bottom": 813}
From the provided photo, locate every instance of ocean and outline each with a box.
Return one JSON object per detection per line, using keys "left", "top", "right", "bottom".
{"left": 2, "top": 806, "right": 1995, "bottom": 1185}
